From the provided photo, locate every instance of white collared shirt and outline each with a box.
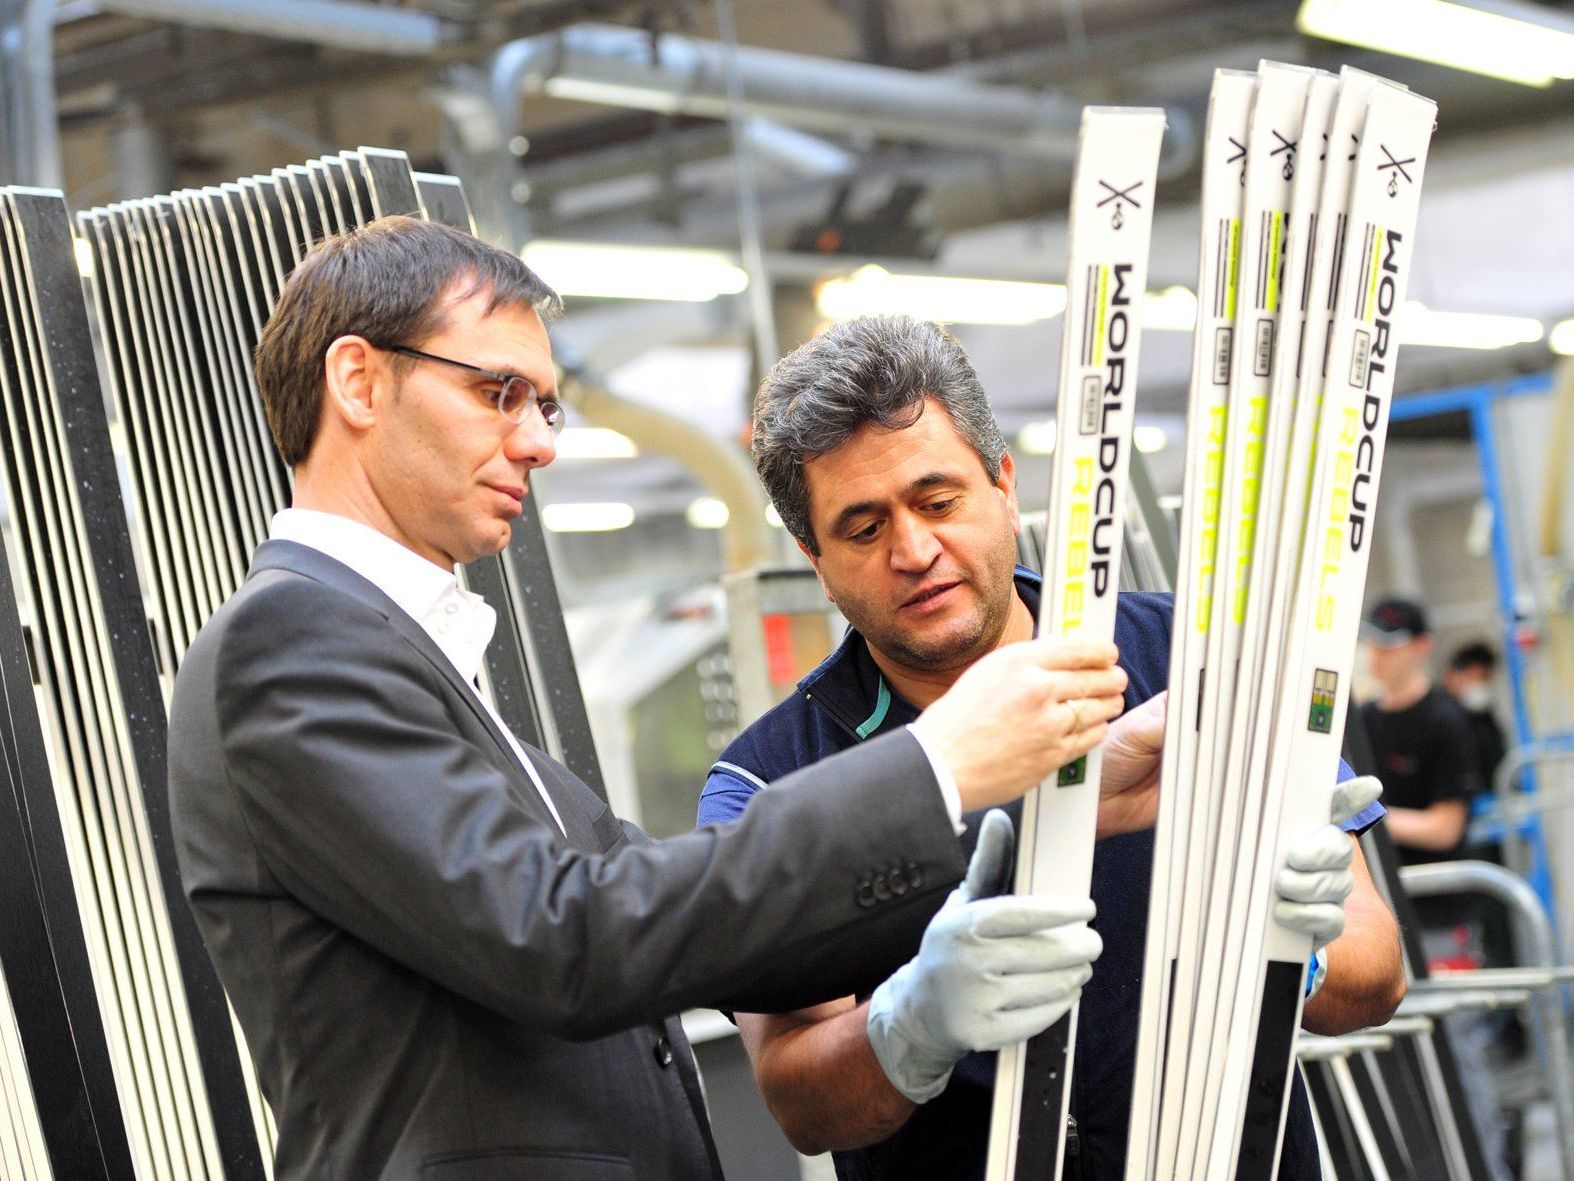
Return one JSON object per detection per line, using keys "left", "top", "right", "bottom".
{"left": 270, "top": 508, "right": 567, "bottom": 835}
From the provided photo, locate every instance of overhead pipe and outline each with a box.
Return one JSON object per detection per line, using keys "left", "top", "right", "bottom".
{"left": 548, "top": 301, "right": 777, "bottom": 574}
{"left": 493, "top": 24, "right": 1195, "bottom": 173}
{"left": 92, "top": 0, "right": 447, "bottom": 55}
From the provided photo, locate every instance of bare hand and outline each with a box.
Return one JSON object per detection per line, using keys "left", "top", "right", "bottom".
{"left": 1096, "top": 692, "right": 1166, "bottom": 838}
{"left": 912, "top": 638, "right": 1127, "bottom": 812}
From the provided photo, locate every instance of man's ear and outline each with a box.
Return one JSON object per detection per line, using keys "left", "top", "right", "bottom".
{"left": 795, "top": 537, "right": 833, "bottom": 604}
{"left": 322, "top": 335, "right": 380, "bottom": 433}
{"left": 997, "top": 450, "right": 1023, "bottom": 535}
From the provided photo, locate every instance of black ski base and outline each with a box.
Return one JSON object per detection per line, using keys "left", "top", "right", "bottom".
{"left": 1011, "top": 1011, "right": 1073, "bottom": 1178}
{"left": 1234, "top": 958, "right": 1304, "bottom": 1180}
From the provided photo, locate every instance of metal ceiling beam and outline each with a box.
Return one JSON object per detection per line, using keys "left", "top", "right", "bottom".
{"left": 91, "top": 0, "right": 448, "bottom": 55}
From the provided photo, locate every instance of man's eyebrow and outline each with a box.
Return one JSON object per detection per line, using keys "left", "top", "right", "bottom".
{"left": 828, "top": 471, "right": 966, "bottom": 535}
{"left": 471, "top": 359, "right": 557, "bottom": 397}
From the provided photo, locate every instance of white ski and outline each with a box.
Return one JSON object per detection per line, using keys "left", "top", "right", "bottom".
{"left": 987, "top": 105, "right": 1165, "bottom": 1181}
{"left": 1125, "top": 67, "right": 1254, "bottom": 1181}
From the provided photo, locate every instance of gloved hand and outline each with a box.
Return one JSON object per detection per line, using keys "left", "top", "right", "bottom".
{"left": 1273, "top": 775, "right": 1384, "bottom": 952}
{"left": 866, "top": 809, "right": 1102, "bottom": 1104}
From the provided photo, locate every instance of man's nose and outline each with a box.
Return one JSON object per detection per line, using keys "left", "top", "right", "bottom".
{"left": 504, "top": 409, "right": 557, "bottom": 468}
{"left": 888, "top": 511, "right": 940, "bottom": 572}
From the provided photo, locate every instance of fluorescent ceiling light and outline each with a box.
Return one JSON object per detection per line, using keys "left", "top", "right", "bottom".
{"left": 521, "top": 240, "right": 749, "bottom": 302}
{"left": 686, "top": 497, "right": 731, "bottom": 530}
{"left": 1017, "top": 420, "right": 1057, "bottom": 455}
{"left": 1020, "top": 420, "right": 1164, "bottom": 455}
{"left": 765, "top": 504, "right": 785, "bottom": 529}
{"left": 1400, "top": 301, "right": 1544, "bottom": 349}
{"left": 1298, "top": 0, "right": 1574, "bottom": 87}
{"left": 553, "top": 427, "right": 639, "bottom": 460}
{"left": 1550, "top": 318, "right": 1574, "bottom": 355}
{"left": 1142, "top": 286, "right": 1198, "bottom": 332}
{"left": 1134, "top": 425, "right": 1168, "bottom": 453}
{"left": 817, "top": 265, "right": 1068, "bottom": 326}
{"left": 541, "top": 502, "right": 636, "bottom": 533}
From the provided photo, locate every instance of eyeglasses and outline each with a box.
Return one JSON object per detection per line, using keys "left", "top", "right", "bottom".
{"left": 375, "top": 344, "right": 565, "bottom": 435}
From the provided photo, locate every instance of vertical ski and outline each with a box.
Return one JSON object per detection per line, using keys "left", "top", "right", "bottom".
{"left": 1126, "top": 68, "right": 1254, "bottom": 1181}
{"left": 987, "top": 105, "right": 1166, "bottom": 1181}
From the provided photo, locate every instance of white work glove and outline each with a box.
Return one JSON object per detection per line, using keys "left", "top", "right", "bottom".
{"left": 866, "top": 809, "right": 1102, "bottom": 1104}
{"left": 1274, "top": 775, "right": 1384, "bottom": 953}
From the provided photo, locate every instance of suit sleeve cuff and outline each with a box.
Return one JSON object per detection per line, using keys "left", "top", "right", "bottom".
{"left": 906, "top": 723, "right": 966, "bottom": 835}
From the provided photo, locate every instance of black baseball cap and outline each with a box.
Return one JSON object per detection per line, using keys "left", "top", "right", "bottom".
{"left": 1361, "top": 597, "right": 1430, "bottom": 648}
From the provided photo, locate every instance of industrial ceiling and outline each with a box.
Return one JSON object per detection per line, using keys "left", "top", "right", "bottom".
{"left": 8, "top": 0, "right": 1574, "bottom": 592}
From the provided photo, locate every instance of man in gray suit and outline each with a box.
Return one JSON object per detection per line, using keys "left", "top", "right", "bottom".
{"left": 168, "top": 217, "right": 1145, "bottom": 1179}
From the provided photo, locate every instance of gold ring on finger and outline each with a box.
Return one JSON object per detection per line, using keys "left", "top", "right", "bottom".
{"left": 1066, "top": 698, "right": 1084, "bottom": 731}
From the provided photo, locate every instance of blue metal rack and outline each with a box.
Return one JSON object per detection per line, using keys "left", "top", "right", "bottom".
{"left": 1388, "top": 371, "right": 1573, "bottom": 917}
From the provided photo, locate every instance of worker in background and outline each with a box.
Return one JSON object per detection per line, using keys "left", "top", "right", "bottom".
{"left": 699, "top": 315, "right": 1404, "bottom": 1180}
{"left": 1360, "top": 605, "right": 1513, "bottom": 1178}
{"left": 1443, "top": 640, "right": 1509, "bottom": 788}
{"left": 167, "top": 219, "right": 1135, "bottom": 1180}
{"left": 1359, "top": 597, "right": 1484, "bottom": 866}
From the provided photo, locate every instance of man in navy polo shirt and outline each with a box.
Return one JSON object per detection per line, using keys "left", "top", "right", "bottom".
{"left": 699, "top": 316, "right": 1405, "bottom": 1179}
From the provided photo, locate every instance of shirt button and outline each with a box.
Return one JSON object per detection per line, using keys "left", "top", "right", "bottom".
{"left": 653, "top": 1036, "right": 673, "bottom": 1068}
{"left": 445, "top": 601, "right": 459, "bottom": 615}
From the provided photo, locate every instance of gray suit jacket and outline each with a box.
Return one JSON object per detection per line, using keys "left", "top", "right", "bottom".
{"left": 169, "top": 541, "right": 966, "bottom": 1180}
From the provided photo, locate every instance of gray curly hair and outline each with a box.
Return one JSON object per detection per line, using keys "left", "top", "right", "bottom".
{"left": 752, "top": 315, "right": 1007, "bottom": 554}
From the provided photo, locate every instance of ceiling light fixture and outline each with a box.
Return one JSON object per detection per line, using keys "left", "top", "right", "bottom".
{"left": 1134, "top": 425, "right": 1169, "bottom": 453}
{"left": 816, "top": 265, "right": 1068, "bottom": 326}
{"left": 1400, "top": 301, "right": 1545, "bottom": 349}
{"left": 552, "top": 427, "right": 639, "bottom": 460}
{"left": 541, "top": 502, "right": 636, "bottom": 533}
{"left": 520, "top": 241, "right": 749, "bottom": 302}
{"left": 1017, "top": 420, "right": 1057, "bottom": 455}
{"left": 1549, "top": 318, "right": 1574, "bottom": 355}
{"left": 1297, "top": 0, "right": 1574, "bottom": 88}
{"left": 1142, "top": 286, "right": 1198, "bottom": 332}
{"left": 686, "top": 497, "right": 731, "bottom": 530}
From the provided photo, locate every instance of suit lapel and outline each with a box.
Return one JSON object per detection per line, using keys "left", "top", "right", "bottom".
{"left": 248, "top": 540, "right": 580, "bottom": 836}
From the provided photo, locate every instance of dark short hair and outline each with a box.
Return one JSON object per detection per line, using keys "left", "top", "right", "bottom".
{"left": 752, "top": 315, "right": 1006, "bottom": 554}
{"left": 1449, "top": 641, "right": 1497, "bottom": 673}
{"left": 255, "top": 215, "right": 562, "bottom": 466}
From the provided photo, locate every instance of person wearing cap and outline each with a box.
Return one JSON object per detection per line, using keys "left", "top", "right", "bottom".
{"left": 1359, "top": 596, "right": 1484, "bottom": 865}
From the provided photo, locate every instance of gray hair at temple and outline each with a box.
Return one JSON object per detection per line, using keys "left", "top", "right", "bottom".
{"left": 751, "top": 315, "right": 1008, "bottom": 555}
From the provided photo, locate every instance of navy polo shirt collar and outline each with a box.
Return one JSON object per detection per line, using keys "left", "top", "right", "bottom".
{"left": 797, "top": 566, "right": 1042, "bottom": 742}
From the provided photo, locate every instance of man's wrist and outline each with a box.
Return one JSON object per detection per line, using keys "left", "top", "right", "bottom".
{"left": 866, "top": 965, "right": 957, "bottom": 1103}
{"left": 1305, "top": 946, "right": 1329, "bottom": 1000}
{"left": 906, "top": 723, "right": 965, "bottom": 835}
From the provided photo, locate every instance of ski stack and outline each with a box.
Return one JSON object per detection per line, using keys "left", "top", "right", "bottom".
{"left": 1127, "top": 65, "right": 1436, "bottom": 1179}
{"left": 0, "top": 185, "right": 264, "bottom": 1180}
{"left": 987, "top": 105, "right": 1166, "bottom": 1181}
{"left": 77, "top": 150, "right": 606, "bottom": 797}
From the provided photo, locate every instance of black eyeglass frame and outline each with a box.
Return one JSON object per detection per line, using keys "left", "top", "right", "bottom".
{"left": 374, "top": 343, "right": 565, "bottom": 434}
